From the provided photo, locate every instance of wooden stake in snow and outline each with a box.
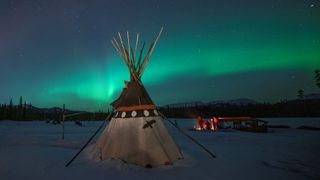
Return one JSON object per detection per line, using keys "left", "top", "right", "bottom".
{"left": 62, "top": 104, "right": 65, "bottom": 140}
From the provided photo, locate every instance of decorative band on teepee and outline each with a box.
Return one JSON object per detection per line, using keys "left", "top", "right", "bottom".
{"left": 114, "top": 109, "right": 159, "bottom": 118}
{"left": 117, "top": 105, "right": 156, "bottom": 111}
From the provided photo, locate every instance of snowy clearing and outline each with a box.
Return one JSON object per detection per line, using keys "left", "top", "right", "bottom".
{"left": 0, "top": 118, "right": 320, "bottom": 180}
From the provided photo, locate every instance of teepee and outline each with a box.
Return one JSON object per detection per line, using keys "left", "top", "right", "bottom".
{"left": 95, "top": 27, "right": 183, "bottom": 167}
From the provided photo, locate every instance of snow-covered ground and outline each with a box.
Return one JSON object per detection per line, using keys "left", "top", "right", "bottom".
{"left": 0, "top": 118, "right": 320, "bottom": 180}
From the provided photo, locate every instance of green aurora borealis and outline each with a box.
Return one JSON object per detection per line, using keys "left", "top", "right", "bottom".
{"left": 1, "top": 0, "right": 319, "bottom": 111}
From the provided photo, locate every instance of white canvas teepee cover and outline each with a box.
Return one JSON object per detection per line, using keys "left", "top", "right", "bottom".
{"left": 94, "top": 28, "right": 183, "bottom": 167}
{"left": 96, "top": 113, "right": 183, "bottom": 166}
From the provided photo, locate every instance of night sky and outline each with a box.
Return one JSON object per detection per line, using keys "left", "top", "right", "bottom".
{"left": 1, "top": 0, "right": 319, "bottom": 111}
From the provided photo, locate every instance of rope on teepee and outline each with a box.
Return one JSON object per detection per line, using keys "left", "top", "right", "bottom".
{"left": 65, "top": 111, "right": 114, "bottom": 167}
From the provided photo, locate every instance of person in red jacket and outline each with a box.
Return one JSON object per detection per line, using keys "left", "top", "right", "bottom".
{"left": 197, "top": 116, "right": 204, "bottom": 130}
{"left": 213, "top": 117, "right": 219, "bottom": 131}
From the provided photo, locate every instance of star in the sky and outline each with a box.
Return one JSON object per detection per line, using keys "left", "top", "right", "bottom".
{"left": 1, "top": 0, "right": 319, "bottom": 110}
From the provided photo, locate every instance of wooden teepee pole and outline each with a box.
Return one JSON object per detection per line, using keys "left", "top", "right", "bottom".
{"left": 113, "top": 37, "right": 125, "bottom": 60}
{"left": 111, "top": 40, "right": 125, "bottom": 61}
{"left": 126, "top": 31, "right": 131, "bottom": 60}
{"left": 139, "top": 27, "right": 163, "bottom": 77}
{"left": 125, "top": 31, "right": 137, "bottom": 73}
{"left": 133, "top": 33, "right": 139, "bottom": 67}
{"left": 118, "top": 32, "right": 130, "bottom": 66}
{"left": 137, "top": 41, "right": 145, "bottom": 71}
{"left": 138, "top": 42, "right": 154, "bottom": 76}
{"left": 117, "top": 32, "right": 140, "bottom": 81}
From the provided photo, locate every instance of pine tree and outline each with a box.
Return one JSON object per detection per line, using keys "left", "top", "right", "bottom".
{"left": 9, "top": 98, "right": 13, "bottom": 107}
{"left": 19, "top": 96, "right": 23, "bottom": 109}
{"left": 23, "top": 101, "right": 27, "bottom": 119}
{"left": 0, "top": 104, "right": 3, "bottom": 120}
{"left": 2, "top": 104, "right": 7, "bottom": 120}
{"left": 8, "top": 98, "right": 13, "bottom": 119}
{"left": 297, "top": 89, "right": 304, "bottom": 99}
{"left": 315, "top": 70, "right": 320, "bottom": 88}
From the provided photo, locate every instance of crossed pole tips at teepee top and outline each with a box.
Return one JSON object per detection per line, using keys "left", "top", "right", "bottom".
{"left": 111, "top": 27, "right": 164, "bottom": 81}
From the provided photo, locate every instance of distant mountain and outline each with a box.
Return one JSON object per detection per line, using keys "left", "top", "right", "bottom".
{"left": 29, "top": 106, "right": 80, "bottom": 114}
{"left": 164, "top": 101, "right": 205, "bottom": 108}
{"left": 226, "top": 98, "right": 258, "bottom": 105}
{"left": 287, "top": 93, "right": 320, "bottom": 103}
{"left": 208, "top": 98, "right": 258, "bottom": 106}
{"left": 163, "top": 98, "right": 258, "bottom": 108}
{"left": 304, "top": 93, "right": 320, "bottom": 100}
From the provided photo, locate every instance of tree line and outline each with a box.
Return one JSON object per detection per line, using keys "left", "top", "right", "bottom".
{"left": 0, "top": 96, "right": 109, "bottom": 121}
{"left": 161, "top": 69, "right": 320, "bottom": 118}
{"left": 159, "top": 99, "right": 320, "bottom": 118}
